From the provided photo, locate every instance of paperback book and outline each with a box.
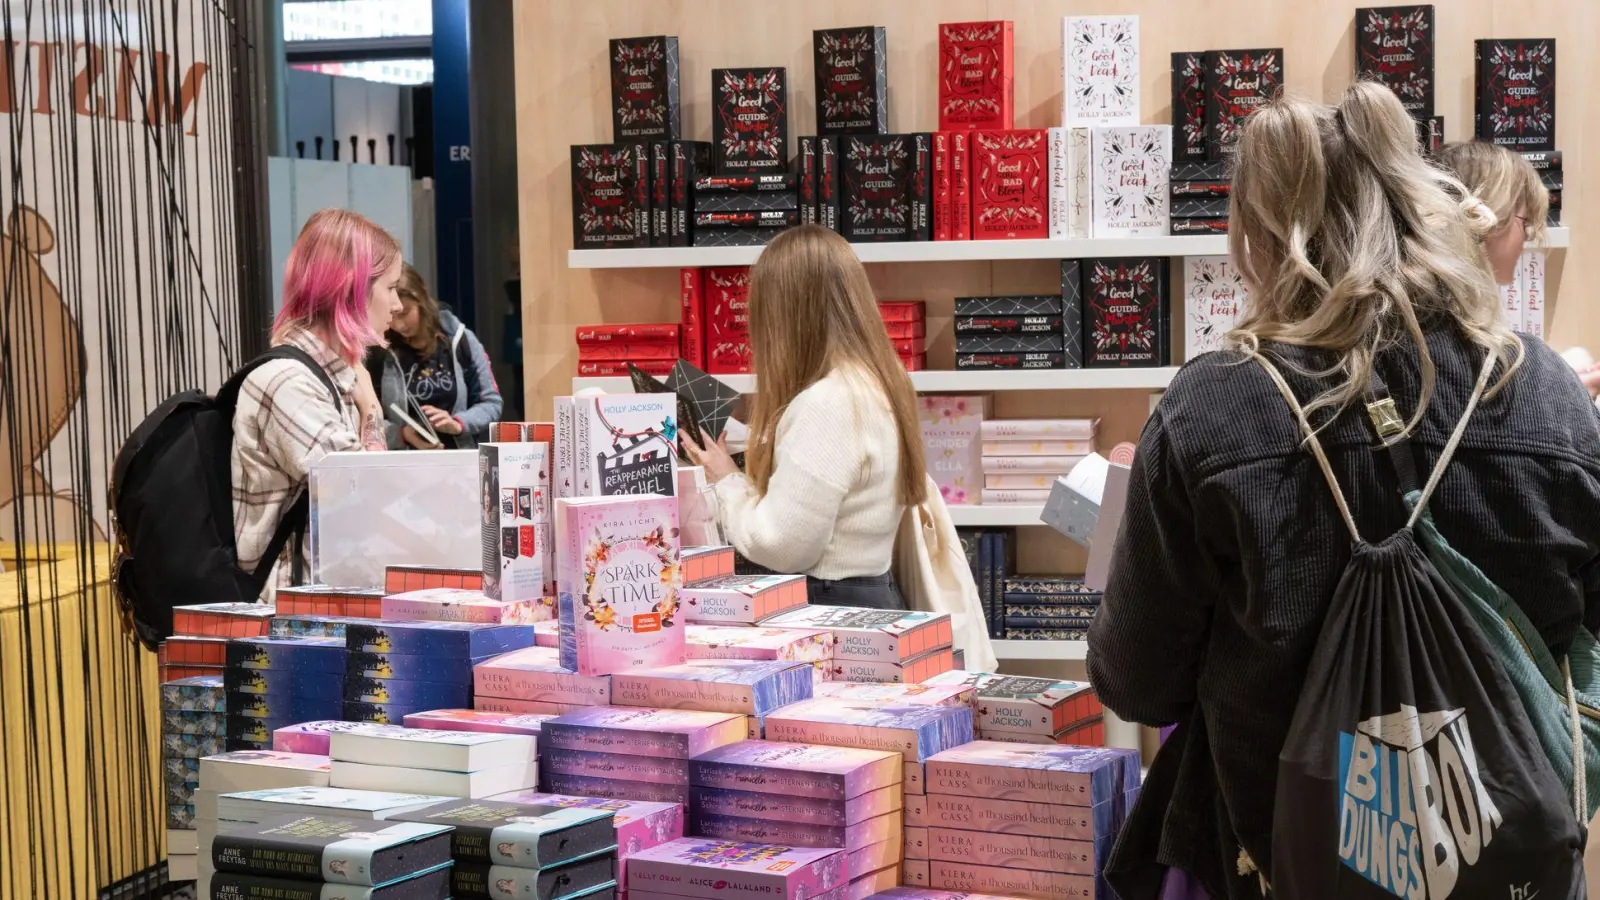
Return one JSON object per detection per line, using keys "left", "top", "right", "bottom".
{"left": 693, "top": 811, "right": 900, "bottom": 852}
{"left": 472, "top": 646, "right": 613, "bottom": 706}
{"left": 402, "top": 709, "right": 555, "bottom": 737}
{"left": 576, "top": 394, "right": 677, "bottom": 497}
{"left": 1090, "top": 126, "right": 1171, "bottom": 238}
{"left": 971, "top": 130, "right": 1048, "bottom": 240}
{"left": 391, "top": 798, "right": 617, "bottom": 867}
{"left": 919, "top": 395, "right": 989, "bottom": 506}
{"left": 345, "top": 621, "right": 534, "bottom": 659}
{"left": 481, "top": 442, "right": 552, "bottom": 604}
{"left": 689, "top": 740, "right": 903, "bottom": 800}
{"left": 680, "top": 573, "right": 807, "bottom": 624}
{"left": 627, "top": 839, "right": 846, "bottom": 900}
{"left": 761, "top": 606, "right": 953, "bottom": 662}
{"left": 691, "top": 784, "right": 901, "bottom": 829}
{"left": 212, "top": 815, "right": 453, "bottom": 885}
{"left": 669, "top": 141, "right": 713, "bottom": 247}
{"left": 542, "top": 706, "right": 746, "bottom": 759}
{"left": 206, "top": 869, "right": 450, "bottom": 900}
{"left": 937, "top": 21, "right": 1014, "bottom": 131}
{"left": 762, "top": 701, "right": 975, "bottom": 762}
{"left": 611, "top": 659, "right": 813, "bottom": 716}
{"left": 328, "top": 725, "right": 536, "bottom": 773}
{"left": 712, "top": 67, "right": 789, "bottom": 174}
{"left": 381, "top": 588, "right": 549, "bottom": 626}
{"left": 1060, "top": 16, "right": 1139, "bottom": 127}
{"left": 684, "top": 624, "right": 835, "bottom": 664}
{"left": 924, "top": 741, "right": 1137, "bottom": 806}
{"left": 610, "top": 36, "right": 680, "bottom": 141}
{"left": 1355, "top": 6, "right": 1435, "bottom": 120}
{"left": 924, "top": 672, "right": 1101, "bottom": 738}
{"left": 813, "top": 27, "right": 889, "bottom": 134}
{"left": 555, "top": 495, "right": 685, "bottom": 676}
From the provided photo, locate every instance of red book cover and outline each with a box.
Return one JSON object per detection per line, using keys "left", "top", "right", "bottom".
{"left": 578, "top": 360, "right": 676, "bottom": 377}
{"left": 938, "top": 21, "right": 1014, "bottom": 131}
{"left": 575, "top": 323, "right": 681, "bottom": 343}
{"left": 971, "top": 129, "right": 1049, "bottom": 240}
{"left": 878, "top": 300, "right": 926, "bottom": 322}
{"left": 932, "top": 132, "right": 953, "bottom": 241}
{"left": 890, "top": 338, "right": 927, "bottom": 356}
{"left": 951, "top": 132, "right": 972, "bottom": 240}
{"left": 576, "top": 341, "right": 682, "bottom": 362}
{"left": 680, "top": 267, "right": 706, "bottom": 367}
{"left": 705, "top": 266, "right": 753, "bottom": 374}
{"left": 884, "top": 320, "right": 927, "bottom": 340}
{"left": 900, "top": 353, "right": 927, "bottom": 372}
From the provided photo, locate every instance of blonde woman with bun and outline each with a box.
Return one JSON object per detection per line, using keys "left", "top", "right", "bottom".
{"left": 1088, "top": 83, "right": 1600, "bottom": 898}
{"left": 682, "top": 225, "right": 926, "bottom": 610}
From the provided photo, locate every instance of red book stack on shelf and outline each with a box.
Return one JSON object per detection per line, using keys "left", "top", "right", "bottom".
{"left": 880, "top": 300, "right": 927, "bottom": 371}
{"left": 575, "top": 323, "right": 682, "bottom": 377}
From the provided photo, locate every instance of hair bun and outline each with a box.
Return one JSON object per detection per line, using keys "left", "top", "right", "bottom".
{"left": 1458, "top": 195, "right": 1497, "bottom": 237}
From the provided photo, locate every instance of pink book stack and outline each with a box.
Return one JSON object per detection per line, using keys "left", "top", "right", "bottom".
{"left": 762, "top": 607, "right": 955, "bottom": 684}
{"left": 492, "top": 791, "right": 685, "bottom": 886}
{"left": 381, "top": 587, "right": 551, "bottom": 625}
{"left": 812, "top": 681, "right": 976, "bottom": 710}
{"left": 539, "top": 706, "right": 746, "bottom": 805}
{"left": 923, "top": 671, "right": 1105, "bottom": 746}
{"left": 611, "top": 659, "right": 814, "bottom": 721}
{"left": 978, "top": 419, "right": 1098, "bottom": 504}
{"left": 686, "top": 625, "right": 835, "bottom": 683}
{"left": 689, "top": 741, "right": 906, "bottom": 896}
{"left": 901, "top": 741, "right": 1141, "bottom": 897}
{"left": 472, "top": 645, "right": 611, "bottom": 716}
{"left": 681, "top": 573, "right": 809, "bottom": 625}
{"left": 402, "top": 708, "right": 557, "bottom": 737}
{"left": 627, "top": 838, "right": 846, "bottom": 900}
{"left": 760, "top": 701, "right": 975, "bottom": 808}
{"left": 918, "top": 395, "right": 991, "bottom": 506}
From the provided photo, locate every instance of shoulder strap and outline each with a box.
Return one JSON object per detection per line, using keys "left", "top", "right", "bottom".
{"left": 1252, "top": 354, "right": 1363, "bottom": 543}
{"left": 1367, "top": 352, "right": 1499, "bottom": 528}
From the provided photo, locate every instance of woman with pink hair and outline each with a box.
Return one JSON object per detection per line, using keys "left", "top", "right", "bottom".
{"left": 230, "top": 208, "right": 404, "bottom": 580}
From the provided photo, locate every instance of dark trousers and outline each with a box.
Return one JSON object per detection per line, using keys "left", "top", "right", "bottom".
{"left": 805, "top": 572, "right": 907, "bottom": 610}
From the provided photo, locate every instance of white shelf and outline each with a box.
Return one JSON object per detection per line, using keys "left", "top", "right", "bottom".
{"left": 993, "top": 639, "right": 1088, "bottom": 661}
{"left": 567, "top": 228, "right": 1567, "bottom": 269}
{"left": 573, "top": 367, "right": 1176, "bottom": 396}
{"left": 947, "top": 505, "right": 1045, "bottom": 528}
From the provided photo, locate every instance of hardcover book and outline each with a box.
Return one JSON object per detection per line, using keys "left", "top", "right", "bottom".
{"left": 970, "top": 130, "right": 1048, "bottom": 241}
{"left": 686, "top": 738, "right": 901, "bottom": 800}
{"left": 1065, "top": 128, "right": 1091, "bottom": 239}
{"left": 918, "top": 395, "right": 990, "bottom": 507}
{"left": 1171, "top": 197, "right": 1229, "bottom": 219}
{"left": 479, "top": 861, "right": 617, "bottom": 900}
{"left": 685, "top": 624, "right": 835, "bottom": 664}
{"left": 693, "top": 192, "right": 801, "bottom": 213}
{"left": 1170, "top": 52, "right": 1207, "bottom": 162}
{"left": 1184, "top": 255, "right": 1247, "bottom": 359}
{"left": 611, "top": 659, "right": 813, "bottom": 716}
{"left": 955, "top": 315, "right": 1066, "bottom": 335}
{"left": 693, "top": 228, "right": 783, "bottom": 248}
{"left": 938, "top": 21, "right": 1014, "bottom": 131}
{"left": 669, "top": 141, "right": 713, "bottom": 247}
{"left": 215, "top": 787, "right": 456, "bottom": 824}
{"left": 391, "top": 799, "right": 616, "bottom": 867}
{"left": 817, "top": 135, "right": 842, "bottom": 232}
{"left": 610, "top": 36, "right": 680, "bottom": 141}
{"left": 762, "top": 701, "right": 974, "bottom": 762}
{"left": 490, "top": 792, "right": 683, "bottom": 872}
{"left": 328, "top": 726, "right": 535, "bottom": 773}
{"left": 542, "top": 706, "right": 746, "bottom": 759}
{"left": 1355, "top": 7, "right": 1435, "bottom": 120}
{"left": 1082, "top": 257, "right": 1170, "bottom": 367}
{"left": 1061, "top": 260, "right": 1085, "bottom": 368}
{"left": 955, "top": 335, "right": 1063, "bottom": 355}
{"left": 385, "top": 565, "right": 485, "bottom": 595}
{"left": 813, "top": 27, "right": 889, "bottom": 135}
{"left": 626, "top": 839, "right": 846, "bottom": 900}
{"left": 554, "top": 495, "right": 685, "bottom": 676}
{"left": 932, "top": 132, "right": 952, "bottom": 241}
{"left": 693, "top": 210, "right": 799, "bottom": 228}
{"left": 172, "top": 602, "right": 275, "bottom": 638}
{"left": 910, "top": 132, "right": 933, "bottom": 241}
{"left": 571, "top": 143, "right": 646, "bottom": 250}
{"left": 679, "top": 268, "right": 706, "bottom": 367}
{"left": 198, "top": 751, "right": 333, "bottom": 794}
{"left": 712, "top": 67, "right": 789, "bottom": 174}
{"left": 705, "top": 267, "right": 752, "bottom": 374}
{"left": 212, "top": 815, "right": 453, "bottom": 885}
{"left": 680, "top": 573, "right": 807, "bottom": 625}
{"left": 825, "top": 647, "right": 955, "bottom": 685}
{"left": 950, "top": 132, "right": 971, "bottom": 240}
{"left": 1474, "top": 39, "right": 1556, "bottom": 150}
{"left": 161, "top": 675, "right": 225, "bottom": 712}
{"left": 472, "top": 646, "right": 613, "bottom": 706}
{"left": 651, "top": 141, "right": 670, "bottom": 246}
{"left": 330, "top": 758, "right": 538, "bottom": 799}
{"left": 481, "top": 443, "right": 552, "bottom": 604}
{"left": 1170, "top": 218, "right": 1229, "bottom": 235}
{"left": 381, "top": 588, "right": 550, "bottom": 626}
{"left": 207, "top": 869, "right": 450, "bottom": 900}
{"left": 761, "top": 606, "right": 953, "bottom": 662}
{"left": 574, "top": 394, "right": 677, "bottom": 497}
{"left": 954, "top": 296, "right": 1062, "bottom": 316}
{"left": 799, "top": 136, "right": 819, "bottom": 225}
{"left": 924, "top": 741, "right": 1138, "bottom": 806}
{"left": 1060, "top": 16, "right": 1140, "bottom": 127}
{"left": 1046, "top": 128, "right": 1069, "bottom": 240}
{"left": 842, "top": 134, "right": 919, "bottom": 243}
{"left": 695, "top": 173, "right": 799, "bottom": 192}
{"left": 1090, "top": 126, "right": 1171, "bottom": 237}
{"left": 1204, "top": 49, "right": 1284, "bottom": 158}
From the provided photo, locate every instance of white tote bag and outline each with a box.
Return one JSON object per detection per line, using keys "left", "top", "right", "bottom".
{"left": 895, "top": 475, "right": 998, "bottom": 673}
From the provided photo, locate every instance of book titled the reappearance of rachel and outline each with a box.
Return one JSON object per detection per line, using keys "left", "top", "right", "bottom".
{"left": 763, "top": 700, "right": 974, "bottom": 762}
{"left": 611, "top": 659, "right": 813, "bottom": 716}
{"left": 389, "top": 798, "right": 616, "bottom": 867}
{"left": 1090, "top": 126, "right": 1170, "bottom": 238}
{"left": 627, "top": 839, "right": 846, "bottom": 900}
{"left": 212, "top": 814, "right": 452, "bottom": 885}
{"left": 555, "top": 495, "right": 685, "bottom": 676}
{"left": 542, "top": 705, "right": 746, "bottom": 759}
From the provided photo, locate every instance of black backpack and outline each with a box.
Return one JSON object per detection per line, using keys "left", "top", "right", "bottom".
{"left": 110, "top": 346, "right": 339, "bottom": 650}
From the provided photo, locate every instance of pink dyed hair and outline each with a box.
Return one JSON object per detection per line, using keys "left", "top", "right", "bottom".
{"left": 272, "top": 208, "right": 402, "bottom": 365}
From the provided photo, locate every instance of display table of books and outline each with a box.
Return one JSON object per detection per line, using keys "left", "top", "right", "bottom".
{"left": 158, "top": 403, "right": 1134, "bottom": 900}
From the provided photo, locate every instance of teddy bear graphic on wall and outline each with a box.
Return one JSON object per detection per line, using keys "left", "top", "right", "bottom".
{"left": 0, "top": 205, "right": 104, "bottom": 544}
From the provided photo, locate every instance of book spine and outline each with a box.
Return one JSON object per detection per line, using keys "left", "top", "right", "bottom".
{"left": 799, "top": 136, "right": 818, "bottom": 225}
{"left": 992, "top": 531, "right": 1011, "bottom": 638}
{"left": 1170, "top": 217, "right": 1229, "bottom": 235}
{"left": 576, "top": 341, "right": 681, "bottom": 361}
{"left": 818, "top": 136, "right": 841, "bottom": 232}
{"left": 575, "top": 397, "right": 595, "bottom": 496}
{"left": 211, "top": 836, "right": 331, "bottom": 881}
{"left": 680, "top": 267, "right": 706, "bottom": 368}
{"left": 693, "top": 210, "right": 799, "bottom": 228}
{"left": 1171, "top": 198, "right": 1230, "bottom": 218}
{"left": 1066, "top": 127, "right": 1091, "bottom": 239}
{"left": 631, "top": 143, "right": 651, "bottom": 242}
{"left": 576, "top": 323, "right": 682, "bottom": 342}
{"left": 1523, "top": 251, "right": 1546, "bottom": 340}
{"left": 554, "top": 399, "right": 574, "bottom": 499}
{"left": 955, "top": 352, "right": 1065, "bottom": 370}
{"left": 1060, "top": 260, "right": 1083, "bottom": 369}
{"left": 955, "top": 316, "right": 1065, "bottom": 335}
{"left": 651, "top": 141, "right": 671, "bottom": 247}
{"left": 695, "top": 174, "right": 800, "bottom": 192}
{"left": 977, "top": 533, "right": 996, "bottom": 638}
{"left": 911, "top": 132, "right": 934, "bottom": 242}
{"left": 576, "top": 360, "right": 675, "bottom": 377}
{"left": 1170, "top": 52, "right": 1207, "bottom": 163}
{"left": 1048, "top": 127, "right": 1068, "bottom": 240}
{"left": 951, "top": 132, "right": 971, "bottom": 241}
{"left": 933, "top": 133, "right": 952, "bottom": 241}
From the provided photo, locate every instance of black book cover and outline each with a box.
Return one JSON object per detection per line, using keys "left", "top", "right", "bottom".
{"left": 1355, "top": 7, "right": 1435, "bottom": 120}
{"left": 842, "top": 134, "right": 917, "bottom": 242}
{"left": 712, "top": 67, "right": 789, "bottom": 174}
{"left": 691, "top": 227, "right": 785, "bottom": 248}
{"left": 955, "top": 352, "right": 1067, "bottom": 370}
{"left": 1170, "top": 161, "right": 1230, "bottom": 182}
{"left": 694, "top": 210, "right": 800, "bottom": 228}
{"left": 669, "top": 141, "right": 712, "bottom": 247}
{"left": 1172, "top": 198, "right": 1230, "bottom": 218}
{"left": 818, "top": 136, "right": 842, "bottom": 232}
{"left": 955, "top": 315, "right": 1065, "bottom": 335}
{"left": 1060, "top": 259, "right": 1084, "bottom": 369}
{"left": 1474, "top": 39, "right": 1556, "bottom": 151}
{"left": 1083, "top": 257, "right": 1168, "bottom": 367}
{"left": 209, "top": 867, "right": 451, "bottom": 900}
{"left": 909, "top": 132, "right": 933, "bottom": 242}
{"left": 813, "top": 26, "right": 889, "bottom": 135}
{"left": 391, "top": 799, "right": 616, "bottom": 867}
{"left": 798, "top": 136, "right": 819, "bottom": 225}
{"left": 453, "top": 853, "right": 615, "bottom": 900}
{"left": 694, "top": 192, "right": 800, "bottom": 213}
{"left": 1171, "top": 52, "right": 1207, "bottom": 162}
{"left": 955, "top": 334, "right": 1065, "bottom": 354}
{"left": 1171, "top": 180, "right": 1230, "bottom": 198}
{"left": 694, "top": 174, "right": 798, "bottom": 192}
{"left": 955, "top": 296, "right": 1064, "bottom": 317}
{"left": 650, "top": 141, "right": 670, "bottom": 247}
{"left": 610, "top": 36, "right": 680, "bottom": 141}
{"left": 1170, "top": 217, "right": 1229, "bottom": 235}
{"left": 571, "top": 143, "right": 644, "bottom": 249}
{"left": 1520, "top": 150, "right": 1561, "bottom": 173}
{"left": 213, "top": 815, "right": 453, "bottom": 885}
{"left": 630, "top": 143, "right": 650, "bottom": 241}
{"left": 1203, "top": 49, "right": 1284, "bottom": 158}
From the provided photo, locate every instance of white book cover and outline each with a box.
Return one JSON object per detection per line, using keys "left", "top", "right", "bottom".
{"left": 1061, "top": 16, "right": 1140, "bottom": 127}
{"left": 1184, "top": 256, "right": 1248, "bottom": 359}
{"left": 329, "top": 726, "right": 536, "bottom": 773}
{"left": 198, "top": 751, "right": 331, "bottom": 794}
{"left": 482, "top": 441, "right": 553, "bottom": 603}
{"left": 1067, "top": 127, "right": 1092, "bottom": 239}
{"left": 1091, "top": 125, "right": 1171, "bottom": 237}
{"left": 581, "top": 393, "right": 678, "bottom": 497}
{"left": 1499, "top": 259, "right": 1524, "bottom": 333}
{"left": 554, "top": 397, "right": 576, "bottom": 499}
{"left": 1522, "top": 251, "right": 1546, "bottom": 340}
{"left": 330, "top": 759, "right": 539, "bottom": 799}
{"left": 1047, "top": 127, "right": 1070, "bottom": 240}
{"left": 215, "top": 787, "right": 455, "bottom": 823}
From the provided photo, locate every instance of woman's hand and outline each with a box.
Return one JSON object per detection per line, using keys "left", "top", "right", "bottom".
{"left": 421, "top": 405, "right": 464, "bottom": 436}
{"left": 401, "top": 424, "right": 440, "bottom": 449}
{"left": 680, "top": 429, "right": 739, "bottom": 484}
{"left": 351, "top": 364, "right": 386, "bottom": 451}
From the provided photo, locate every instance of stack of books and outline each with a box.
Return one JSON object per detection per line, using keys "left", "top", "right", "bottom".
{"left": 222, "top": 636, "right": 345, "bottom": 751}
{"left": 209, "top": 814, "right": 453, "bottom": 899}
{"left": 954, "top": 296, "right": 1075, "bottom": 372}
{"left": 908, "top": 742, "right": 1140, "bottom": 896}
{"left": 1525, "top": 152, "right": 1561, "bottom": 225}
{"left": 403, "top": 708, "right": 558, "bottom": 737}
{"left": 343, "top": 620, "right": 534, "bottom": 725}
{"left": 689, "top": 741, "right": 904, "bottom": 894}
{"left": 392, "top": 798, "right": 620, "bottom": 900}
{"left": 159, "top": 602, "right": 273, "bottom": 683}
{"left": 472, "top": 645, "right": 611, "bottom": 716}
{"left": 680, "top": 573, "right": 807, "bottom": 626}
{"left": 576, "top": 323, "right": 682, "bottom": 378}
{"left": 679, "top": 267, "right": 752, "bottom": 375}
{"left": 328, "top": 726, "right": 539, "bottom": 799}
{"left": 539, "top": 706, "right": 746, "bottom": 805}
{"left": 1167, "top": 161, "right": 1230, "bottom": 235}
{"left": 979, "top": 418, "right": 1098, "bottom": 505}
{"left": 381, "top": 587, "right": 548, "bottom": 627}
{"left": 628, "top": 839, "right": 846, "bottom": 900}
{"left": 272, "top": 720, "right": 387, "bottom": 755}
{"left": 811, "top": 681, "right": 975, "bottom": 711}
{"left": 268, "top": 613, "right": 371, "bottom": 640}
{"left": 1169, "top": 48, "right": 1284, "bottom": 163}
{"left": 273, "top": 585, "right": 385, "bottom": 619}
{"left": 691, "top": 173, "right": 799, "bottom": 248}
{"left": 925, "top": 672, "right": 1104, "bottom": 746}
{"left": 612, "top": 659, "right": 814, "bottom": 737}
{"left": 386, "top": 563, "right": 485, "bottom": 594}
{"left": 762, "top": 607, "right": 955, "bottom": 685}
{"left": 158, "top": 633, "right": 229, "bottom": 683}
{"left": 159, "top": 675, "right": 225, "bottom": 881}
{"left": 1000, "top": 577, "right": 1102, "bottom": 642}
{"left": 880, "top": 301, "right": 927, "bottom": 371}
{"left": 195, "top": 750, "right": 334, "bottom": 891}
{"left": 493, "top": 792, "right": 685, "bottom": 889}
{"left": 684, "top": 625, "right": 835, "bottom": 683}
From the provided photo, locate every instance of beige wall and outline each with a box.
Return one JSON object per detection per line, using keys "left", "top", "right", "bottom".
{"left": 514, "top": 0, "right": 1595, "bottom": 584}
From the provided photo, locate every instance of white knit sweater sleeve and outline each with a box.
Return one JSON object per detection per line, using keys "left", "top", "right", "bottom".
{"left": 713, "top": 376, "right": 863, "bottom": 574}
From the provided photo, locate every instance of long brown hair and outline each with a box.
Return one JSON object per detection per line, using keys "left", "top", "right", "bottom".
{"left": 745, "top": 225, "right": 926, "bottom": 506}
{"left": 1227, "top": 82, "right": 1522, "bottom": 433}
{"left": 390, "top": 263, "right": 444, "bottom": 351}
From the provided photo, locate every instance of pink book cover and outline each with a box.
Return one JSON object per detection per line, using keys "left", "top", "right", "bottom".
{"left": 690, "top": 740, "right": 903, "bottom": 800}
{"left": 979, "top": 439, "right": 1094, "bottom": 457}
{"left": 980, "top": 489, "right": 1050, "bottom": 505}
{"left": 928, "top": 860, "right": 1096, "bottom": 900}
{"left": 762, "top": 701, "right": 974, "bottom": 763}
{"left": 981, "top": 455, "right": 1087, "bottom": 473}
{"left": 901, "top": 861, "right": 929, "bottom": 887}
{"left": 687, "top": 625, "right": 835, "bottom": 663}
{"left": 904, "top": 762, "right": 926, "bottom": 795}
{"left": 918, "top": 396, "right": 990, "bottom": 506}
{"left": 761, "top": 608, "right": 953, "bottom": 662}
{"left": 382, "top": 588, "right": 552, "bottom": 625}
{"left": 475, "top": 696, "right": 586, "bottom": 716}
{"left": 544, "top": 771, "right": 691, "bottom": 807}
{"left": 924, "top": 741, "right": 1133, "bottom": 806}
{"left": 556, "top": 495, "right": 686, "bottom": 676}
{"left": 473, "top": 646, "right": 613, "bottom": 705}
{"left": 904, "top": 827, "right": 928, "bottom": 859}
{"left": 813, "top": 682, "right": 973, "bottom": 710}
{"left": 490, "top": 790, "right": 684, "bottom": 863}
{"left": 626, "top": 838, "right": 847, "bottom": 900}
{"left": 979, "top": 419, "right": 1097, "bottom": 441}
{"left": 402, "top": 709, "right": 555, "bottom": 736}
{"left": 905, "top": 792, "right": 1113, "bottom": 841}
{"left": 694, "top": 810, "right": 901, "bottom": 852}
{"left": 543, "top": 748, "right": 689, "bottom": 785}
{"left": 846, "top": 867, "right": 900, "bottom": 900}
{"left": 927, "top": 827, "right": 1098, "bottom": 874}
{"left": 846, "top": 840, "right": 902, "bottom": 879}
{"left": 681, "top": 574, "right": 808, "bottom": 625}
{"left": 534, "top": 620, "right": 560, "bottom": 648}
{"left": 691, "top": 783, "right": 902, "bottom": 828}
{"left": 923, "top": 671, "right": 1099, "bottom": 737}
{"left": 271, "top": 721, "right": 386, "bottom": 756}
{"left": 824, "top": 647, "right": 954, "bottom": 685}
{"left": 543, "top": 706, "right": 746, "bottom": 758}
{"left": 611, "top": 659, "right": 813, "bottom": 716}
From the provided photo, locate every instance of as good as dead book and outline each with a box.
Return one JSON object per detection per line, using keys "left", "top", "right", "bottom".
{"left": 1060, "top": 16, "right": 1139, "bottom": 127}
{"left": 1355, "top": 7, "right": 1434, "bottom": 120}
{"left": 212, "top": 815, "right": 452, "bottom": 886}
{"left": 813, "top": 27, "right": 889, "bottom": 135}
{"left": 712, "top": 68, "right": 789, "bottom": 174}
{"left": 1090, "top": 126, "right": 1171, "bottom": 238}
{"left": 610, "top": 36, "right": 680, "bottom": 141}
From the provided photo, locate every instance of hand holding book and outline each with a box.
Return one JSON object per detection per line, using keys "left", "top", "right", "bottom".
{"left": 681, "top": 429, "right": 739, "bottom": 484}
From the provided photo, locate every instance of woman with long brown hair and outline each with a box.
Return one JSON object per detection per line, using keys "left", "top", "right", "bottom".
{"left": 682, "top": 225, "right": 926, "bottom": 609}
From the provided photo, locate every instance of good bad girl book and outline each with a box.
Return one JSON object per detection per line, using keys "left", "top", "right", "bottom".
{"left": 555, "top": 495, "right": 685, "bottom": 676}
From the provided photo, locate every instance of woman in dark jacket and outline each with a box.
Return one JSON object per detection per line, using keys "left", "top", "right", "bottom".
{"left": 366, "top": 264, "right": 502, "bottom": 449}
{"left": 1087, "top": 84, "right": 1600, "bottom": 898}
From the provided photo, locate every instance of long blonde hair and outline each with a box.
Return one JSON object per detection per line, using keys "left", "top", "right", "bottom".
{"left": 1435, "top": 140, "right": 1550, "bottom": 243}
{"left": 745, "top": 225, "right": 926, "bottom": 506}
{"left": 1228, "top": 82, "right": 1523, "bottom": 433}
